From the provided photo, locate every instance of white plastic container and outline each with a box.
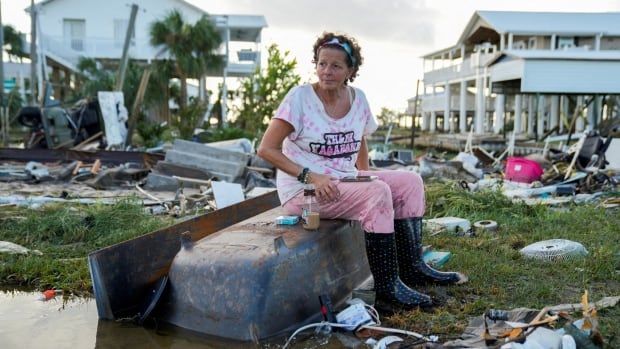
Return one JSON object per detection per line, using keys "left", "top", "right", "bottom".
{"left": 424, "top": 217, "right": 471, "bottom": 233}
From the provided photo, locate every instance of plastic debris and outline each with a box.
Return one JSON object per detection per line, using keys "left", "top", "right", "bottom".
{"left": 38, "top": 290, "right": 57, "bottom": 301}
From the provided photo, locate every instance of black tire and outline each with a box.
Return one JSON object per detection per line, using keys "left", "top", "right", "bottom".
{"left": 17, "top": 106, "right": 43, "bottom": 128}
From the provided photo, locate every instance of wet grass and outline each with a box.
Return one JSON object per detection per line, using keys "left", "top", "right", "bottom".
{"left": 1, "top": 181, "right": 619, "bottom": 346}
{"left": 0, "top": 197, "right": 171, "bottom": 294}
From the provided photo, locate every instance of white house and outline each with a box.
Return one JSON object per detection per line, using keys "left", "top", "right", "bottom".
{"left": 413, "top": 11, "right": 620, "bottom": 138}
{"left": 11, "top": 0, "right": 267, "bottom": 121}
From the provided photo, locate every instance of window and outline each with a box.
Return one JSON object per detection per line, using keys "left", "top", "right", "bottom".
{"left": 63, "top": 19, "right": 85, "bottom": 51}
{"left": 528, "top": 37, "right": 537, "bottom": 49}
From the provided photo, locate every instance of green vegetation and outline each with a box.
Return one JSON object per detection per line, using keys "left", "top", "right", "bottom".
{"left": 389, "top": 180, "right": 620, "bottom": 347}
{"left": 2, "top": 24, "right": 28, "bottom": 62}
{"left": 0, "top": 182, "right": 618, "bottom": 345}
{"left": 149, "top": 9, "right": 223, "bottom": 113}
{"left": 0, "top": 198, "right": 171, "bottom": 295}
{"left": 234, "top": 43, "right": 302, "bottom": 135}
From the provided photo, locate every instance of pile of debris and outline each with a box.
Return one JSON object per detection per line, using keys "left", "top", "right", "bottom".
{"left": 0, "top": 137, "right": 277, "bottom": 217}
{"left": 371, "top": 130, "right": 620, "bottom": 208}
{"left": 2, "top": 128, "right": 619, "bottom": 214}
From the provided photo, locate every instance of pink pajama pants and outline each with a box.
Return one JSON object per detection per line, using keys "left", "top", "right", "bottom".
{"left": 282, "top": 170, "right": 426, "bottom": 233}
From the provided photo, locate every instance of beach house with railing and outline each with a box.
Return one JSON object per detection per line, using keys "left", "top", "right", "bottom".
{"left": 413, "top": 11, "right": 620, "bottom": 138}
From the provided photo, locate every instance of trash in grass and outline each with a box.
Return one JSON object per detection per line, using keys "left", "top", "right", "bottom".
{"left": 0, "top": 241, "right": 43, "bottom": 255}
{"left": 473, "top": 220, "right": 498, "bottom": 233}
{"left": 520, "top": 239, "right": 588, "bottom": 262}
{"left": 443, "top": 292, "right": 619, "bottom": 348}
{"left": 424, "top": 216, "right": 471, "bottom": 235}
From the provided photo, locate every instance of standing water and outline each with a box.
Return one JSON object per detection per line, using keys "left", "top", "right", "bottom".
{"left": 0, "top": 290, "right": 364, "bottom": 348}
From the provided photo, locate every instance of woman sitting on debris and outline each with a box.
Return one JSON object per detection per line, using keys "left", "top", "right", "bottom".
{"left": 258, "top": 31, "right": 467, "bottom": 309}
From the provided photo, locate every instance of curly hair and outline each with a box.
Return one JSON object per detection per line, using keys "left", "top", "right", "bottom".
{"left": 312, "top": 31, "right": 363, "bottom": 84}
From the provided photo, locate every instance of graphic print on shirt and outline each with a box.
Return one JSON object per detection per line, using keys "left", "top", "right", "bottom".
{"left": 309, "top": 131, "right": 360, "bottom": 159}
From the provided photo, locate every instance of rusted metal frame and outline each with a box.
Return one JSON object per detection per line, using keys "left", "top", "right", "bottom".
{"left": 0, "top": 148, "right": 164, "bottom": 169}
{"left": 88, "top": 189, "right": 281, "bottom": 320}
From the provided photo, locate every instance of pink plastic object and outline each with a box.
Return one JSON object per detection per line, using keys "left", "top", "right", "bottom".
{"left": 505, "top": 157, "right": 543, "bottom": 183}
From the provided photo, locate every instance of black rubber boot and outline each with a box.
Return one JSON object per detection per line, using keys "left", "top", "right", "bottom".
{"left": 364, "top": 232, "right": 432, "bottom": 309}
{"left": 394, "top": 217, "right": 467, "bottom": 286}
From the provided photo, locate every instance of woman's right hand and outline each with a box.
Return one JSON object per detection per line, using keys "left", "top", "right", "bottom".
{"left": 308, "top": 172, "right": 341, "bottom": 203}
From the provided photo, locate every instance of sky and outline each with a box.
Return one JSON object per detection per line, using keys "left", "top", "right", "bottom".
{"left": 3, "top": 0, "right": 620, "bottom": 114}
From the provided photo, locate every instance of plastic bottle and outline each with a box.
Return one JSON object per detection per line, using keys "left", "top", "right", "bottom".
{"left": 302, "top": 184, "right": 320, "bottom": 229}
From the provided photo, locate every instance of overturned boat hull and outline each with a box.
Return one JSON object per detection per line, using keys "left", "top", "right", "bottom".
{"left": 157, "top": 207, "right": 370, "bottom": 341}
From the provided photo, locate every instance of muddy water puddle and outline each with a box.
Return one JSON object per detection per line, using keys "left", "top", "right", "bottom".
{"left": 0, "top": 291, "right": 356, "bottom": 348}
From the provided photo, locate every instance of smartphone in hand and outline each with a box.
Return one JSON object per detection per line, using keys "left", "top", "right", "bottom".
{"left": 340, "top": 175, "right": 378, "bottom": 182}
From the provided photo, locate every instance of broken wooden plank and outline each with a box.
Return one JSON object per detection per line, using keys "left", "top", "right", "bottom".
{"left": 0, "top": 148, "right": 163, "bottom": 168}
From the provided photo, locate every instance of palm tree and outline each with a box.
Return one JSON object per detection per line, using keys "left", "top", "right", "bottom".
{"left": 2, "top": 25, "right": 27, "bottom": 62}
{"left": 149, "top": 9, "right": 223, "bottom": 111}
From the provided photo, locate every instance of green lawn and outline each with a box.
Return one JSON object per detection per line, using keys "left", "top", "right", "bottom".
{"left": 0, "top": 181, "right": 618, "bottom": 347}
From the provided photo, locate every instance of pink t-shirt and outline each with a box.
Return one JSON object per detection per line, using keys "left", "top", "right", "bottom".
{"left": 273, "top": 83, "right": 378, "bottom": 204}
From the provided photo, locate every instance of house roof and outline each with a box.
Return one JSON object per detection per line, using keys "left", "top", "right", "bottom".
{"left": 31, "top": 0, "right": 203, "bottom": 11}
{"left": 458, "top": 11, "right": 620, "bottom": 44}
{"left": 423, "top": 11, "right": 620, "bottom": 60}
{"left": 211, "top": 15, "right": 268, "bottom": 42}
{"left": 479, "top": 11, "right": 620, "bottom": 35}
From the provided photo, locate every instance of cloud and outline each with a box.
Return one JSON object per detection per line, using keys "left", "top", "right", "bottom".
{"left": 238, "top": 0, "right": 440, "bottom": 47}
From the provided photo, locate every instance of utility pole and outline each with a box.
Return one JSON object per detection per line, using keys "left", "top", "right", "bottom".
{"left": 0, "top": 0, "right": 6, "bottom": 146}
{"left": 30, "top": 0, "right": 37, "bottom": 105}
{"left": 0, "top": 0, "right": 5, "bottom": 102}
{"left": 115, "top": 4, "right": 138, "bottom": 91}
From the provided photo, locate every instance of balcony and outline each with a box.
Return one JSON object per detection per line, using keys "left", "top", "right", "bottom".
{"left": 237, "top": 50, "right": 258, "bottom": 61}
{"left": 38, "top": 34, "right": 260, "bottom": 78}
{"left": 423, "top": 53, "right": 495, "bottom": 84}
{"left": 39, "top": 33, "right": 160, "bottom": 69}
{"left": 227, "top": 49, "right": 260, "bottom": 76}
{"left": 420, "top": 92, "right": 490, "bottom": 112}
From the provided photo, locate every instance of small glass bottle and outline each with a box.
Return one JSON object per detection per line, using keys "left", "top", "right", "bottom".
{"left": 302, "top": 184, "right": 320, "bottom": 229}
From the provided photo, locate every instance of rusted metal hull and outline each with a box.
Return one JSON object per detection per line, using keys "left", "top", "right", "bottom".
{"left": 158, "top": 208, "right": 370, "bottom": 341}
{"left": 88, "top": 190, "right": 281, "bottom": 320}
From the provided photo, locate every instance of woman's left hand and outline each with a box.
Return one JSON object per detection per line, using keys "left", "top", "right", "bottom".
{"left": 309, "top": 172, "right": 341, "bottom": 203}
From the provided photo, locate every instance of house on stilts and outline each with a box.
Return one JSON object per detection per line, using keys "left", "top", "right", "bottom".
{"left": 412, "top": 10, "right": 620, "bottom": 144}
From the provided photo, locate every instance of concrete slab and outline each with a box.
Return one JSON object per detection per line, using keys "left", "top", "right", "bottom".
{"left": 164, "top": 149, "right": 242, "bottom": 182}
{"left": 171, "top": 139, "right": 250, "bottom": 163}
{"left": 164, "top": 139, "right": 250, "bottom": 182}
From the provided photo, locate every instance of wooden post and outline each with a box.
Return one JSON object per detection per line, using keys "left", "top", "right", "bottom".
{"left": 124, "top": 67, "right": 151, "bottom": 146}
{"left": 409, "top": 79, "right": 420, "bottom": 150}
